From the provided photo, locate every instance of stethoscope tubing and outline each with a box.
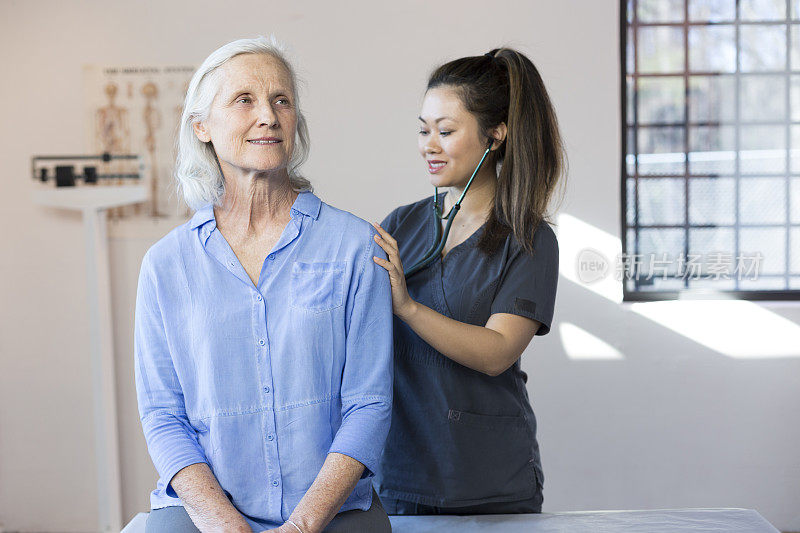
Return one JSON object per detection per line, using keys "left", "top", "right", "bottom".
{"left": 404, "top": 145, "right": 493, "bottom": 278}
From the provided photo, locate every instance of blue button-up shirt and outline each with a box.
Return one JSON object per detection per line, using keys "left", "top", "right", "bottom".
{"left": 134, "top": 191, "right": 393, "bottom": 530}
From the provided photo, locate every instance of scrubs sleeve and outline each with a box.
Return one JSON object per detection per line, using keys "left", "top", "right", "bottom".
{"left": 489, "top": 223, "right": 559, "bottom": 336}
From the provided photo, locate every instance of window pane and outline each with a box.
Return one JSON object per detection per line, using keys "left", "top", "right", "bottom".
{"left": 639, "top": 26, "right": 685, "bottom": 73}
{"left": 628, "top": 27, "right": 635, "bottom": 73}
{"left": 689, "top": 75, "right": 736, "bottom": 122}
{"left": 638, "top": 0, "right": 685, "bottom": 22}
{"left": 740, "top": 25, "right": 787, "bottom": 72}
{"left": 791, "top": 227, "right": 800, "bottom": 272}
{"left": 627, "top": 77, "right": 635, "bottom": 125}
{"left": 790, "top": 75, "right": 800, "bottom": 121}
{"left": 689, "top": 126, "right": 736, "bottom": 174}
{"left": 740, "top": 227, "right": 787, "bottom": 274}
{"left": 739, "top": 177, "right": 787, "bottom": 223}
{"left": 740, "top": 75, "right": 787, "bottom": 121}
{"left": 689, "top": 0, "right": 736, "bottom": 22}
{"left": 627, "top": 228, "right": 637, "bottom": 254}
{"left": 638, "top": 127, "right": 686, "bottom": 174}
{"left": 791, "top": 125, "right": 800, "bottom": 172}
{"left": 627, "top": 178, "right": 637, "bottom": 225}
{"left": 628, "top": 127, "right": 637, "bottom": 175}
{"left": 638, "top": 178, "right": 686, "bottom": 225}
{"left": 791, "top": 25, "right": 800, "bottom": 70}
{"left": 689, "top": 25, "right": 736, "bottom": 72}
{"left": 689, "top": 177, "right": 736, "bottom": 224}
{"left": 740, "top": 125, "right": 786, "bottom": 173}
{"left": 740, "top": 0, "right": 787, "bottom": 21}
{"left": 638, "top": 76, "right": 685, "bottom": 124}
{"left": 689, "top": 228, "right": 736, "bottom": 255}
{"left": 689, "top": 227, "right": 736, "bottom": 278}
{"left": 639, "top": 228, "right": 686, "bottom": 276}
{"left": 625, "top": 0, "right": 799, "bottom": 297}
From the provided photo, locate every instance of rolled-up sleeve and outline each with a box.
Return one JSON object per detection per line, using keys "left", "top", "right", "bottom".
{"left": 328, "top": 232, "right": 393, "bottom": 478}
{"left": 134, "top": 250, "right": 207, "bottom": 497}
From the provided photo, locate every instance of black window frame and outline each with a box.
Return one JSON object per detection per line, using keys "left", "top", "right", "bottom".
{"left": 620, "top": 0, "right": 800, "bottom": 302}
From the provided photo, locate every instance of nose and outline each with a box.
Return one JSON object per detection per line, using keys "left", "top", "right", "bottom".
{"left": 423, "top": 137, "right": 440, "bottom": 154}
{"left": 257, "top": 102, "right": 278, "bottom": 128}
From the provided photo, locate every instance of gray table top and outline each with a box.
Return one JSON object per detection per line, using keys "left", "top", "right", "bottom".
{"left": 123, "top": 507, "right": 779, "bottom": 533}
{"left": 387, "top": 508, "right": 779, "bottom": 533}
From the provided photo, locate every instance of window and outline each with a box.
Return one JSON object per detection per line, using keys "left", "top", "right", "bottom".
{"left": 622, "top": 0, "right": 800, "bottom": 300}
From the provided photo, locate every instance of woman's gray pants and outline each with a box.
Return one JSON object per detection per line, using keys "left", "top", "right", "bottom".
{"left": 145, "top": 488, "right": 391, "bottom": 533}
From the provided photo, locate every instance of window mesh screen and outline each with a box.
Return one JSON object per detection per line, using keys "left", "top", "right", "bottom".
{"left": 623, "top": 0, "right": 800, "bottom": 298}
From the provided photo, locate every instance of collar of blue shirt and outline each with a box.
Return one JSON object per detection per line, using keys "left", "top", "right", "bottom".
{"left": 188, "top": 190, "right": 322, "bottom": 231}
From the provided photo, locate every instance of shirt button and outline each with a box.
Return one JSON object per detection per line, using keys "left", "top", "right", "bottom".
{"left": 258, "top": 339, "right": 265, "bottom": 346}
{"left": 267, "top": 434, "right": 274, "bottom": 441}
{"left": 256, "top": 294, "right": 263, "bottom": 301}
{"left": 228, "top": 260, "right": 236, "bottom": 267}
{"left": 272, "top": 480, "right": 279, "bottom": 487}
{"left": 263, "top": 386, "right": 270, "bottom": 393}
{"left": 268, "top": 254, "right": 275, "bottom": 260}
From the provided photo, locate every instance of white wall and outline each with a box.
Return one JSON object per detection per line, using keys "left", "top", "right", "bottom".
{"left": 1, "top": 1, "right": 798, "bottom": 531}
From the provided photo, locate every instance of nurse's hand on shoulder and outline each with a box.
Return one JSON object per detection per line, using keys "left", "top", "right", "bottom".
{"left": 372, "top": 222, "right": 418, "bottom": 320}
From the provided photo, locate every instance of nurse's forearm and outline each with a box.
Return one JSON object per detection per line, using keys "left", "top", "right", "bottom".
{"left": 287, "top": 452, "right": 364, "bottom": 533}
{"left": 170, "top": 462, "right": 253, "bottom": 532}
{"left": 398, "top": 301, "right": 513, "bottom": 376}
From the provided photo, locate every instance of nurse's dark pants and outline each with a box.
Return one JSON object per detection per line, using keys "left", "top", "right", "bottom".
{"left": 381, "top": 490, "right": 543, "bottom": 515}
{"left": 144, "top": 488, "right": 391, "bottom": 532}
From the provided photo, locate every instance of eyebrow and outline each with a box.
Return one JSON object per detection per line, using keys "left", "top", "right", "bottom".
{"left": 225, "top": 86, "right": 292, "bottom": 99}
{"left": 418, "top": 116, "right": 454, "bottom": 124}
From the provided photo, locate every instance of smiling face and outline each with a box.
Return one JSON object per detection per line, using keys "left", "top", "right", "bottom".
{"left": 418, "top": 86, "right": 497, "bottom": 188}
{"left": 192, "top": 53, "right": 297, "bottom": 178}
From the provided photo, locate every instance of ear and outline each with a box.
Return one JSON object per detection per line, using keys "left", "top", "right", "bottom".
{"left": 488, "top": 122, "right": 507, "bottom": 151}
{"left": 192, "top": 120, "right": 212, "bottom": 143}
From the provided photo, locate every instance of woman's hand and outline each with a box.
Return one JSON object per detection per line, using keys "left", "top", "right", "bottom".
{"left": 372, "top": 222, "right": 418, "bottom": 321}
{"left": 259, "top": 523, "right": 301, "bottom": 533}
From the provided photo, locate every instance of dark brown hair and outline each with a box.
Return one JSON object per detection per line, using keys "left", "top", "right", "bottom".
{"left": 427, "top": 47, "right": 567, "bottom": 255}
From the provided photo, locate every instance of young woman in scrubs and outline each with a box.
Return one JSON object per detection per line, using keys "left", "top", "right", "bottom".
{"left": 371, "top": 48, "right": 566, "bottom": 515}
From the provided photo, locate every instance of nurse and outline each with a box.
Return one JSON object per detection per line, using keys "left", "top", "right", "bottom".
{"left": 371, "top": 48, "right": 566, "bottom": 514}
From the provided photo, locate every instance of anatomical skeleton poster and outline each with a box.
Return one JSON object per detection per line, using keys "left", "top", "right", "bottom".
{"left": 83, "top": 65, "right": 195, "bottom": 220}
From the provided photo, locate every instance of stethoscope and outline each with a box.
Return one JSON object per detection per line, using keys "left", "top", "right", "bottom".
{"left": 404, "top": 141, "right": 494, "bottom": 278}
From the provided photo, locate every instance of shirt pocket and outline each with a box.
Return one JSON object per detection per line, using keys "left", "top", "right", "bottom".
{"left": 290, "top": 261, "right": 346, "bottom": 312}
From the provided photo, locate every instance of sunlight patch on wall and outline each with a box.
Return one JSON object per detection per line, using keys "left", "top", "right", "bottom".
{"left": 559, "top": 322, "right": 625, "bottom": 361}
{"left": 629, "top": 300, "right": 800, "bottom": 359}
{"left": 556, "top": 213, "right": 623, "bottom": 303}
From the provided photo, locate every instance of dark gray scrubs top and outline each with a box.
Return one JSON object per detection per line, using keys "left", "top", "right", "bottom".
{"left": 373, "top": 193, "right": 559, "bottom": 508}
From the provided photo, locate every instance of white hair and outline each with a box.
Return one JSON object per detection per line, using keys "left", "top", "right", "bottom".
{"left": 175, "top": 36, "right": 312, "bottom": 211}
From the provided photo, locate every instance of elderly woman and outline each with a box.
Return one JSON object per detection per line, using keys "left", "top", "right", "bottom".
{"left": 134, "top": 37, "right": 393, "bottom": 533}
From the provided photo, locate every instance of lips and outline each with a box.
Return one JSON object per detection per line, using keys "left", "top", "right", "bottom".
{"left": 427, "top": 160, "right": 446, "bottom": 173}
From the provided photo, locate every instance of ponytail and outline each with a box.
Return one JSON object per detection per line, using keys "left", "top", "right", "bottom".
{"left": 427, "top": 48, "right": 566, "bottom": 255}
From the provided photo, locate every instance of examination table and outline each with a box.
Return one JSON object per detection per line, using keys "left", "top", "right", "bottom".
{"left": 122, "top": 507, "right": 780, "bottom": 532}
